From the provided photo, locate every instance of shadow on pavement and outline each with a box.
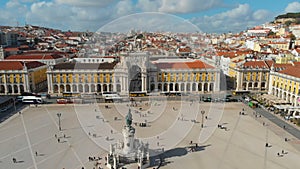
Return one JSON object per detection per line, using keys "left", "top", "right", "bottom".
{"left": 149, "top": 144, "right": 211, "bottom": 168}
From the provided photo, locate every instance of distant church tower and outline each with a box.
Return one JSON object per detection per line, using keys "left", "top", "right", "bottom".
{"left": 0, "top": 46, "right": 4, "bottom": 60}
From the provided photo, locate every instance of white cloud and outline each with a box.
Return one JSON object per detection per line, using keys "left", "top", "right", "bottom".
{"left": 253, "top": 9, "right": 271, "bottom": 21}
{"left": 0, "top": 0, "right": 276, "bottom": 33}
{"left": 98, "top": 13, "right": 200, "bottom": 33}
{"left": 136, "top": 0, "right": 161, "bottom": 12}
{"left": 190, "top": 4, "right": 273, "bottom": 33}
{"left": 158, "top": 0, "right": 223, "bottom": 13}
{"left": 21, "top": 0, "right": 38, "bottom": 2}
{"left": 115, "top": 0, "right": 135, "bottom": 16}
{"left": 285, "top": 2, "right": 300, "bottom": 13}
{"left": 0, "top": 0, "right": 27, "bottom": 26}
{"left": 6, "top": 0, "right": 27, "bottom": 9}
{"left": 24, "top": 0, "right": 136, "bottom": 31}
{"left": 55, "top": 0, "right": 115, "bottom": 7}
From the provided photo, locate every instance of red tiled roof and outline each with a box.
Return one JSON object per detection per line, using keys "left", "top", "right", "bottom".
{"left": 279, "top": 66, "right": 300, "bottom": 78}
{"left": 0, "top": 61, "right": 46, "bottom": 70}
{"left": 273, "top": 63, "right": 292, "bottom": 69}
{"left": 242, "top": 60, "right": 292, "bottom": 70}
{"left": 178, "top": 47, "right": 191, "bottom": 53}
{"left": 154, "top": 60, "right": 214, "bottom": 69}
{"left": 216, "top": 50, "right": 252, "bottom": 58}
{"left": 53, "top": 62, "right": 118, "bottom": 70}
{"left": 4, "top": 47, "right": 19, "bottom": 52}
{"left": 242, "top": 60, "right": 269, "bottom": 69}
{"left": 6, "top": 54, "right": 63, "bottom": 60}
{"left": 293, "top": 62, "right": 300, "bottom": 66}
{"left": 265, "top": 60, "right": 274, "bottom": 68}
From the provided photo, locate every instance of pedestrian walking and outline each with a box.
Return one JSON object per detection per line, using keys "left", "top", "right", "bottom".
{"left": 12, "top": 158, "right": 16, "bottom": 163}
{"left": 58, "top": 138, "right": 60, "bottom": 143}
{"left": 64, "top": 134, "right": 66, "bottom": 138}
{"left": 35, "top": 151, "right": 38, "bottom": 156}
{"left": 55, "top": 134, "right": 57, "bottom": 138}
{"left": 285, "top": 138, "right": 288, "bottom": 142}
{"left": 277, "top": 152, "right": 280, "bottom": 157}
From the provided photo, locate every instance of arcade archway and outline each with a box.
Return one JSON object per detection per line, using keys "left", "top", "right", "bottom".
{"left": 129, "top": 65, "right": 142, "bottom": 92}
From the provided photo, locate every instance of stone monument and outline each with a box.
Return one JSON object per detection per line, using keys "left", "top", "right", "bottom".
{"left": 106, "top": 109, "right": 150, "bottom": 169}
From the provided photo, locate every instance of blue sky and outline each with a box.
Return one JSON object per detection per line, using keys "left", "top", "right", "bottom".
{"left": 0, "top": 0, "right": 300, "bottom": 33}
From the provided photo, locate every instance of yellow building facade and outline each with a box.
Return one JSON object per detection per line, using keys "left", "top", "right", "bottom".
{"left": 234, "top": 60, "right": 270, "bottom": 92}
{"left": 47, "top": 62, "right": 118, "bottom": 94}
{"left": 0, "top": 61, "right": 47, "bottom": 94}
{"left": 151, "top": 60, "right": 220, "bottom": 93}
{"left": 269, "top": 65, "right": 300, "bottom": 106}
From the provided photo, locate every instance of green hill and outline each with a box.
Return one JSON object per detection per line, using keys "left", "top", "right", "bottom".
{"left": 275, "top": 12, "right": 300, "bottom": 19}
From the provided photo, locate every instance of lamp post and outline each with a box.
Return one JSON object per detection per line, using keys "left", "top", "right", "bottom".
{"left": 57, "top": 113, "right": 62, "bottom": 131}
{"left": 13, "top": 98, "right": 16, "bottom": 111}
{"left": 201, "top": 110, "right": 205, "bottom": 128}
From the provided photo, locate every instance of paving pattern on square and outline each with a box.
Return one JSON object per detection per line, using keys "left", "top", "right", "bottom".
{"left": 0, "top": 100, "right": 300, "bottom": 169}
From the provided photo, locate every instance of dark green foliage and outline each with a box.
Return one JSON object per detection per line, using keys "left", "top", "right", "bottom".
{"left": 275, "top": 12, "right": 300, "bottom": 19}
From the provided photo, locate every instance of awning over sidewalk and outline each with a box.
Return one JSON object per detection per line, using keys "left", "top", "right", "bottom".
{"left": 273, "top": 104, "right": 294, "bottom": 110}
{"left": 259, "top": 94, "right": 289, "bottom": 105}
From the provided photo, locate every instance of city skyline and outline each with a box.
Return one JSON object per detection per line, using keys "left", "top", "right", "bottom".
{"left": 0, "top": 0, "right": 300, "bottom": 33}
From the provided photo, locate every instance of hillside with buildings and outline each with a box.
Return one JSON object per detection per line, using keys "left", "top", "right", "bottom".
{"left": 1, "top": 12, "right": 300, "bottom": 122}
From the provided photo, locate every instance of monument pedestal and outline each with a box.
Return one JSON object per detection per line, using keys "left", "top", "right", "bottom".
{"left": 106, "top": 110, "right": 150, "bottom": 169}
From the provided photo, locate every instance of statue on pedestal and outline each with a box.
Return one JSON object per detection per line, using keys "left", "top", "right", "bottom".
{"left": 126, "top": 109, "right": 133, "bottom": 127}
{"left": 106, "top": 108, "right": 150, "bottom": 169}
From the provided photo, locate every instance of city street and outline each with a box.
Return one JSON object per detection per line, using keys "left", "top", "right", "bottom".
{"left": 255, "top": 107, "right": 300, "bottom": 140}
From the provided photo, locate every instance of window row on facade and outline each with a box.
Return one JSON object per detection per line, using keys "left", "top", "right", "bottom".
{"left": 157, "top": 72, "right": 215, "bottom": 82}
{"left": 242, "top": 72, "right": 268, "bottom": 81}
{"left": 272, "top": 77, "right": 300, "bottom": 95}
{"left": 52, "top": 83, "right": 120, "bottom": 93}
{"left": 52, "top": 73, "right": 114, "bottom": 84}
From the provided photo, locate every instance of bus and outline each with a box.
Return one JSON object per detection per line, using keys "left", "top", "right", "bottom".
{"left": 17, "top": 92, "right": 41, "bottom": 102}
{"left": 22, "top": 96, "right": 43, "bottom": 104}
{"left": 63, "top": 92, "right": 81, "bottom": 98}
{"left": 129, "top": 91, "right": 147, "bottom": 97}
{"left": 232, "top": 90, "right": 250, "bottom": 96}
{"left": 102, "top": 92, "right": 122, "bottom": 102}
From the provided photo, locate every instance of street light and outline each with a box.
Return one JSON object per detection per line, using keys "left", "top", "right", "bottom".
{"left": 57, "top": 113, "right": 62, "bottom": 131}
{"left": 13, "top": 98, "right": 17, "bottom": 111}
{"left": 201, "top": 110, "right": 205, "bottom": 128}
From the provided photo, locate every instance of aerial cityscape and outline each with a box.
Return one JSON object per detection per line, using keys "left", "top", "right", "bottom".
{"left": 1, "top": 0, "right": 300, "bottom": 169}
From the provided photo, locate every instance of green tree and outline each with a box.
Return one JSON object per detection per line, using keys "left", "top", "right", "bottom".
{"left": 289, "top": 33, "right": 296, "bottom": 41}
{"left": 268, "top": 31, "right": 276, "bottom": 36}
{"left": 285, "top": 20, "right": 293, "bottom": 26}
